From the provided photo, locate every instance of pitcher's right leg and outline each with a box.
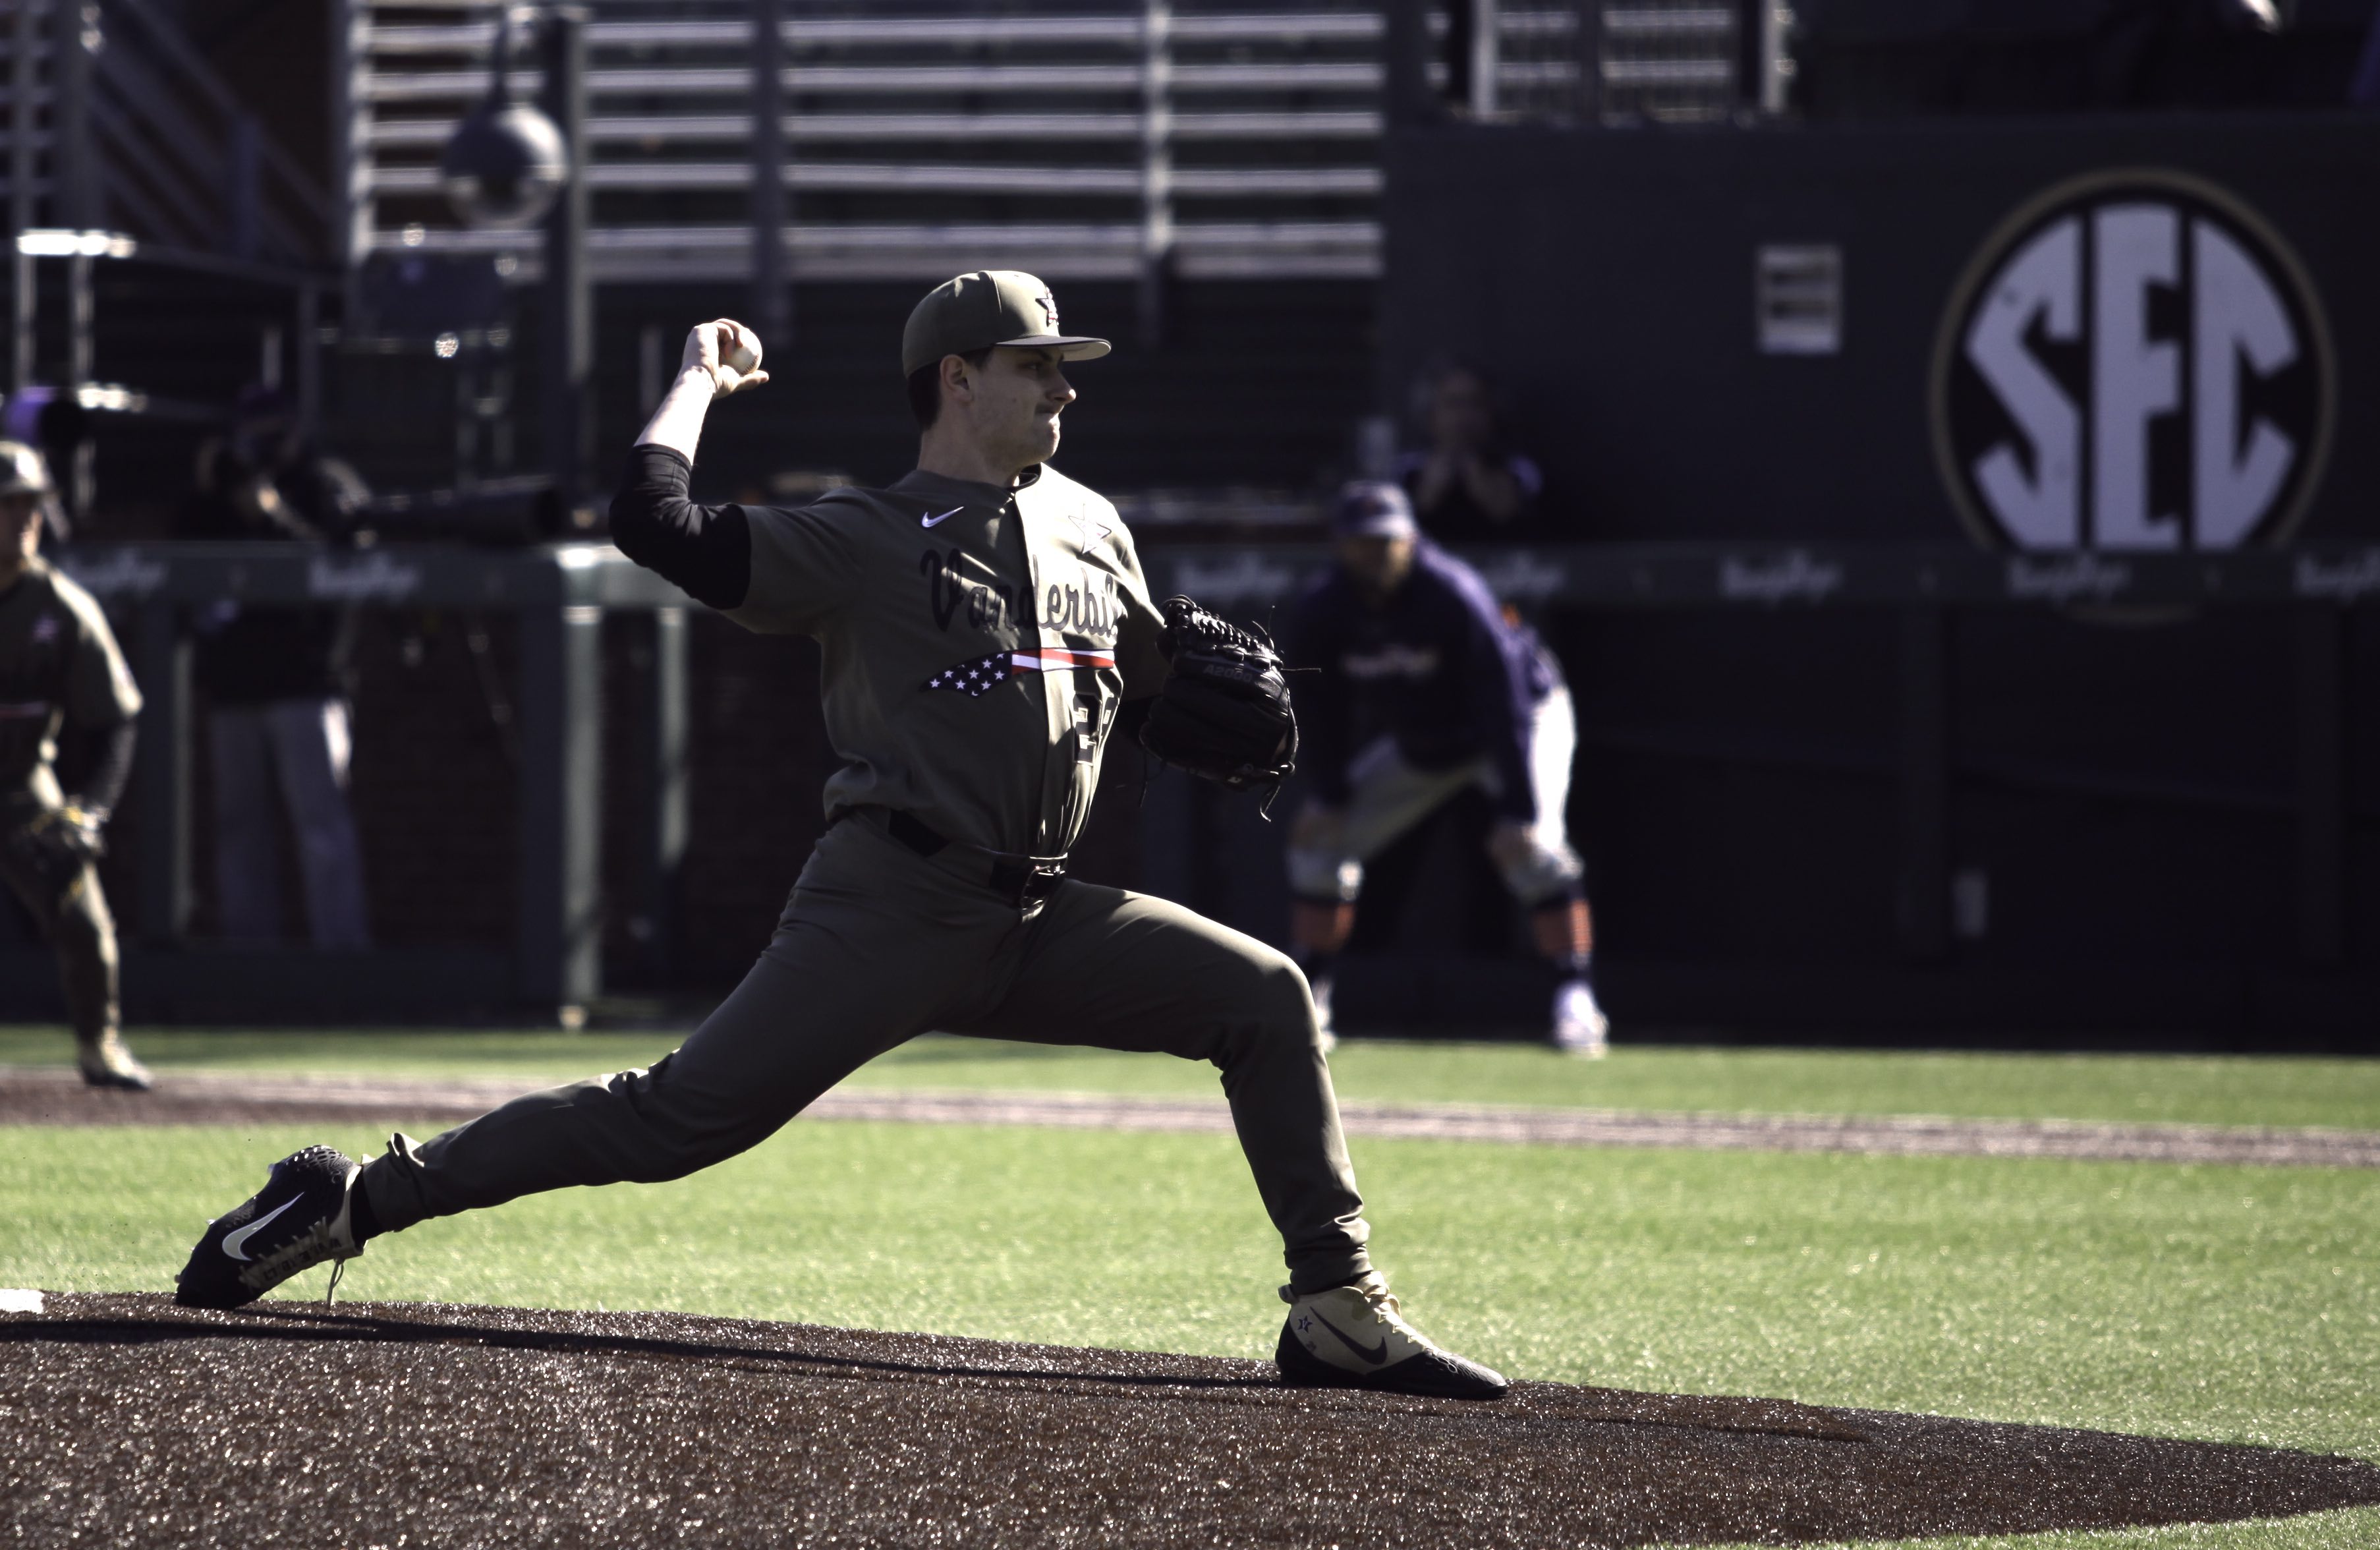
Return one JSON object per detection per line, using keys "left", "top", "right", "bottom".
{"left": 177, "top": 822, "right": 985, "bottom": 1307}
{"left": 358, "top": 942, "right": 906, "bottom": 1235}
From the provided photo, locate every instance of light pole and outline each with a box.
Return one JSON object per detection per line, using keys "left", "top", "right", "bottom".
{"left": 539, "top": 6, "right": 590, "bottom": 523}
{"left": 439, "top": 3, "right": 586, "bottom": 523}
{"left": 439, "top": 7, "right": 567, "bottom": 229}
{"left": 751, "top": 0, "right": 789, "bottom": 347}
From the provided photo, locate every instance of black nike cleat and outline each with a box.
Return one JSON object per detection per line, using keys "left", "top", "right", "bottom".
{"left": 1276, "top": 1273, "right": 1510, "bottom": 1400}
{"left": 175, "top": 1146, "right": 365, "bottom": 1309}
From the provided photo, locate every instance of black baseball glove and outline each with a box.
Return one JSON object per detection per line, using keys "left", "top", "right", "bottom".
{"left": 3, "top": 803, "right": 105, "bottom": 906}
{"left": 1137, "top": 595, "right": 1297, "bottom": 803}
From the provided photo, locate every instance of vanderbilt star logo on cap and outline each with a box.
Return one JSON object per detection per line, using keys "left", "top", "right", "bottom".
{"left": 901, "top": 271, "right": 1113, "bottom": 378}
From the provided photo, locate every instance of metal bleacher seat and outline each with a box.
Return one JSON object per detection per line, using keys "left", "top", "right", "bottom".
{"left": 346, "top": 1, "right": 1388, "bottom": 285}
{"left": 341, "top": 1, "right": 1616, "bottom": 289}
{"left": 1596, "top": 3, "right": 1744, "bottom": 123}
{"left": 4, "top": 3, "right": 1712, "bottom": 291}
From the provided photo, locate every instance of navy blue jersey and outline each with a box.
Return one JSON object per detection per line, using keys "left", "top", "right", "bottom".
{"left": 1288, "top": 540, "right": 1556, "bottom": 822}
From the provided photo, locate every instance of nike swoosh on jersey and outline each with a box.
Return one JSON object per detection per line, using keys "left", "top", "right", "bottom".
{"left": 221, "top": 1195, "right": 302, "bottom": 1262}
{"left": 1309, "top": 1309, "right": 1390, "bottom": 1365}
{"left": 921, "top": 507, "right": 965, "bottom": 528}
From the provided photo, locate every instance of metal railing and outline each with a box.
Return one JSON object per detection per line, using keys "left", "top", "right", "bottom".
{"left": 1, "top": 0, "right": 331, "bottom": 264}
{"left": 3, "top": 0, "right": 339, "bottom": 513}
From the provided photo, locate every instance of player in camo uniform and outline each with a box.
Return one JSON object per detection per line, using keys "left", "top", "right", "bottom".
{"left": 0, "top": 442, "right": 150, "bottom": 1089}
{"left": 175, "top": 272, "right": 1510, "bottom": 1402}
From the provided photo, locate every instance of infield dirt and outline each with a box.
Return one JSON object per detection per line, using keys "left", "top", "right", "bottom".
{"left": 4, "top": 1293, "right": 2376, "bottom": 1548}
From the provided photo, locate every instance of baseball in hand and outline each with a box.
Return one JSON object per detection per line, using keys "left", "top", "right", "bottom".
{"left": 686, "top": 320, "right": 766, "bottom": 395}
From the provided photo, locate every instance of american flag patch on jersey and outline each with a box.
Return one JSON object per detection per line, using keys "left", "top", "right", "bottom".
{"left": 922, "top": 645, "right": 1117, "bottom": 698}
{"left": 922, "top": 653, "right": 1013, "bottom": 697}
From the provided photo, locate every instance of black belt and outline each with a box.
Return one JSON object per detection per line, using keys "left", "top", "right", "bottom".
{"left": 864, "top": 807, "right": 1068, "bottom": 909}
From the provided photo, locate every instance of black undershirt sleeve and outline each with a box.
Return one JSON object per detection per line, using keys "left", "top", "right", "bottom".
{"left": 63, "top": 720, "right": 138, "bottom": 820}
{"left": 608, "top": 445, "right": 752, "bottom": 610}
{"left": 1115, "top": 694, "right": 1154, "bottom": 745}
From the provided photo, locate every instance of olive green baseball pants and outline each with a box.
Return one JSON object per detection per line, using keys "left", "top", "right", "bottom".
{"left": 0, "top": 803, "right": 123, "bottom": 1048}
{"left": 358, "top": 811, "right": 1374, "bottom": 1292}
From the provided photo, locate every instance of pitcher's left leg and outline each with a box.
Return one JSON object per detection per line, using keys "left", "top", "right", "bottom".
{"left": 960, "top": 881, "right": 1369, "bottom": 1294}
{"left": 962, "top": 880, "right": 1510, "bottom": 1399}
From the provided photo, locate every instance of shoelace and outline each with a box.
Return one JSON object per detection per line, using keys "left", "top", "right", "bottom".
{"left": 1280, "top": 1278, "right": 1404, "bottom": 1321}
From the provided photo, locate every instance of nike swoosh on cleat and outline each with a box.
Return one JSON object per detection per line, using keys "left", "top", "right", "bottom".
{"left": 921, "top": 507, "right": 964, "bottom": 527}
{"left": 1309, "top": 1309, "right": 1390, "bottom": 1366}
{"left": 221, "top": 1196, "right": 300, "bottom": 1263}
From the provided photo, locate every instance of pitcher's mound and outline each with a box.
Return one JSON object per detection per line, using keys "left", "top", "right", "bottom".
{"left": 5, "top": 1293, "right": 2374, "bottom": 1547}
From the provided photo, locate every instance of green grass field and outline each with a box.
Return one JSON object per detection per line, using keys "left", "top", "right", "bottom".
{"left": 3, "top": 1025, "right": 2376, "bottom": 1550}
{"left": 7, "top": 1025, "right": 2379, "bottom": 1128}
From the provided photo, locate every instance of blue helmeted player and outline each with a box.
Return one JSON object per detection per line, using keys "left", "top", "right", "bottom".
{"left": 1284, "top": 480, "right": 1607, "bottom": 1054}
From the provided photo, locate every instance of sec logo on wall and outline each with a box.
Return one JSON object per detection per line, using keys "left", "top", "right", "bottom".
{"left": 1931, "top": 168, "right": 2335, "bottom": 554}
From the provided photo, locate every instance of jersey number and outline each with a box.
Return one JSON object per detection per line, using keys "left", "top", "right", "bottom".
{"left": 1071, "top": 686, "right": 1109, "bottom": 766}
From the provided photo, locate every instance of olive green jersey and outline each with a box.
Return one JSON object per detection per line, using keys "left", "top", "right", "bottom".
{"left": 0, "top": 558, "right": 142, "bottom": 801}
{"left": 729, "top": 462, "right": 1169, "bottom": 857}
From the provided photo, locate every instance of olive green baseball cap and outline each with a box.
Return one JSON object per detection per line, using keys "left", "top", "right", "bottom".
{"left": 901, "top": 270, "right": 1112, "bottom": 378}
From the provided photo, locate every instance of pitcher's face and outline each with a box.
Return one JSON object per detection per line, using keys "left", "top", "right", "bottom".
{"left": 965, "top": 346, "right": 1076, "bottom": 469}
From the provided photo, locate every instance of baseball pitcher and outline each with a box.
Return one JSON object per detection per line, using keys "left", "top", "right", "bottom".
{"left": 0, "top": 441, "right": 150, "bottom": 1089}
{"left": 176, "top": 272, "right": 1508, "bottom": 1401}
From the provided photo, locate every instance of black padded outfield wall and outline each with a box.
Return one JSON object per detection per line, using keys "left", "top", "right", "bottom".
{"left": 1382, "top": 113, "right": 2379, "bottom": 548}
{"left": 1362, "top": 114, "right": 2380, "bottom": 1045}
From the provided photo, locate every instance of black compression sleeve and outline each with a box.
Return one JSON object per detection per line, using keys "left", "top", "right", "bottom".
{"left": 65, "top": 720, "right": 138, "bottom": 820}
{"left": 608, "top": 445, "right": 751, "bottom": 610}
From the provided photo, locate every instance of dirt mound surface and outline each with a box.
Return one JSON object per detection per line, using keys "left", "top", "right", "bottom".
{"left": 4, "top": 1294, "right": 2374, "bottom": 1547}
